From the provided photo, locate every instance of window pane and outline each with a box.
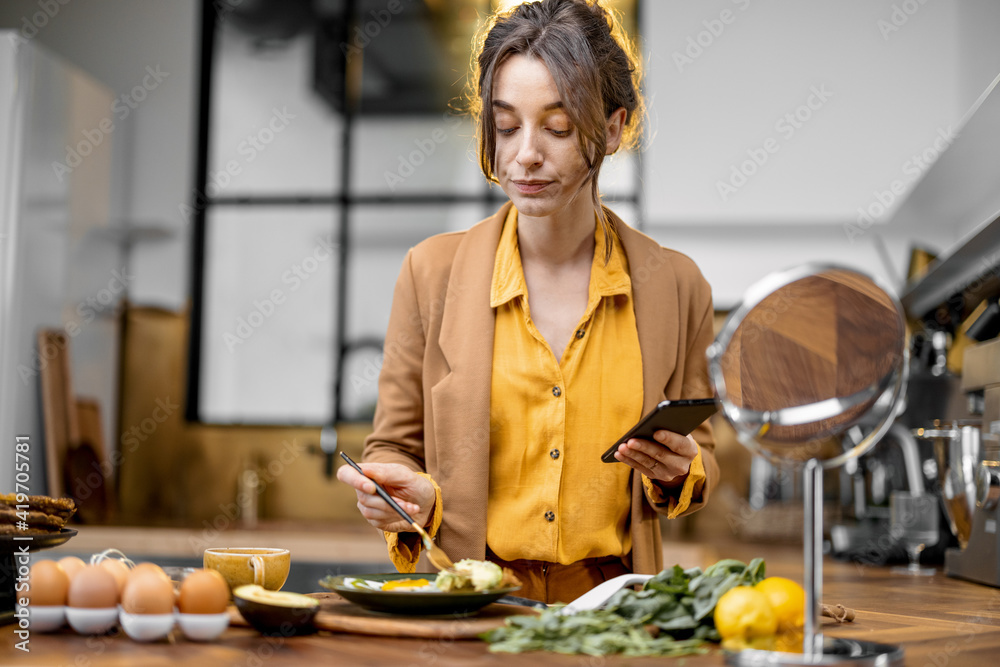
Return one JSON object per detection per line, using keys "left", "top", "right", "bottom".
{"left": 339, "top": 204, "right": 482, "bottom": 420}
{"left": 201, "top": 205, "right": 337, "bottom": 423}
{"left": 350, "top": 117, "right": 484, "bottom": 195}
{"left": 209, "top": 24, "right": 340, "bottom": 196}
{"left": 345, "top": 203, "right": 482, "bottom": 341}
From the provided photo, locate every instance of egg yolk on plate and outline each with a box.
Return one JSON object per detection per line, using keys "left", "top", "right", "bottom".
{"left": 381, "top": 578, "right": 431, "bottom": 591}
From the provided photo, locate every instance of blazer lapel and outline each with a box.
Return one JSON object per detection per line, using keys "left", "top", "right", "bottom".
{"left": 614, "top": 214, "right": 679, "bottom": 413}
{"left": 430, "top": 202, "right": 510, "bottom": 560}
{"left": 614, "top": 212, "right": 680, "bottom": 575}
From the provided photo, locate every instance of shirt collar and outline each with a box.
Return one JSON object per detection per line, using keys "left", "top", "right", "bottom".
{"left": 490, "top": 206, "right": 525, "bottom": 308}
{"left": 490, "top": 207, "right": 631, "bottom": 309}
{"left": 591, "top": 213, "right": 632, "bottom": 299}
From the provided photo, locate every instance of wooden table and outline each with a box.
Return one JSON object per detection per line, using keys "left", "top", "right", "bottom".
{"left": 4, "top": 545, "right": 1000, "bottom": 666}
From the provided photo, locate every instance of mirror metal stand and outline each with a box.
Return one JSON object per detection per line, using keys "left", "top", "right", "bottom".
{"left": 805, "top": 459, "right": 823, "bottom": 659}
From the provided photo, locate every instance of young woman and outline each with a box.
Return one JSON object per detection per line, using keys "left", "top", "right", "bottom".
{"left": 338, "top": 0, "right": 718, "bottom": 604}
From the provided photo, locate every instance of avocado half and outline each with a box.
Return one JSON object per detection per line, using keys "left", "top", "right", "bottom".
{"left": 233, "top": 585, "right": 320, "bottom": 636}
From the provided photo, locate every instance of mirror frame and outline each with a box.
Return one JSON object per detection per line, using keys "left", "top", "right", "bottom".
{"left": 707, "top": 263, "right": 909, "bottom": 469}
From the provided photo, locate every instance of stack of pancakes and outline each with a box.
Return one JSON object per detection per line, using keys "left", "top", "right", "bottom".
{"left": 0, "top": 493, "right": 76, "bottom": 534}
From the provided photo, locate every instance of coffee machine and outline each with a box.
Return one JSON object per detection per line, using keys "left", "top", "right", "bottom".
{"left": 926, "top": 337, "right": 1000, "bottom": 587}
{"left": 829, "top": 331, "right": 960, "bottom": 565}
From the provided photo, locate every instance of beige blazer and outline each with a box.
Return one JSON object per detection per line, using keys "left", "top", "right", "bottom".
{"left": 363, "top": 202, "right": 719, "bottom": 574}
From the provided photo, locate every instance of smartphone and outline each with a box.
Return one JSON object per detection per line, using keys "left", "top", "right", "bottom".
{"left": 601, "top": 398, "right": 717, "bottom": 463}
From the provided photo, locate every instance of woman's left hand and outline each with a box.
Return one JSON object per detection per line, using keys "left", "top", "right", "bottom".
{"left": 613, "top": 430, "right": 698, "bottom": 487}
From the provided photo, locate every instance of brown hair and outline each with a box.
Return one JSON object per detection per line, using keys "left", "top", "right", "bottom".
{"left": 471, "top": 0, "right": 644, "bottom": 258}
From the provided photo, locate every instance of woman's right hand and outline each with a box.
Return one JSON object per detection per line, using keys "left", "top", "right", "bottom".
{"left": 336, "top": 461, "right": 436, "bottom": 533}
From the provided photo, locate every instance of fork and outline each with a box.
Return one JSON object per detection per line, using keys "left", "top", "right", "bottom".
{"left": 339, "top": 452, "right": 456, "bottom": 572}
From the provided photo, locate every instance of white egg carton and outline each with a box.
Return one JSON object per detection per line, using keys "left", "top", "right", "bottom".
{"left": 26, "top": 605, "right": 229, "bottom": 642}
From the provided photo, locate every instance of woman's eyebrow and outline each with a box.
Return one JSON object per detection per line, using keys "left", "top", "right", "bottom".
{"left": 492, "top": 100, "right": 565, "bottom": 111}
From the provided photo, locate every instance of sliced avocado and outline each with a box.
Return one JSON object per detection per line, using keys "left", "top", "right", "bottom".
{"left": 233, "top": 585, "right": 319, "bottom": 635}
{"left": 234, "top": 585, "right": 319, "bottom": 608}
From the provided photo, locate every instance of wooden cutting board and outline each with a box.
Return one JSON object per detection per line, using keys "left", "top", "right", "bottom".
{"left": 38, "top": 329, "right": 81, "bottom": 499}
{"left": 229, "top": 592, "right": 538, "bottom": 639}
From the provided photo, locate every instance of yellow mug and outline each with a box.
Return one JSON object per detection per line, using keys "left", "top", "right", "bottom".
{"left": 203, "top": 547, "right": 290, "bottom": 592}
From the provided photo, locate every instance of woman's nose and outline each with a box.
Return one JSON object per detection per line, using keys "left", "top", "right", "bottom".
{"left": 515, "top": 129, "right": 543, "bottom": 168}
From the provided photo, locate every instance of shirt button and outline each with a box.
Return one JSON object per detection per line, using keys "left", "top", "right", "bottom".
{"left": 544, "top": 511, "right": 555, "bottom": 522}
{"left": 550, "top": 449, "right": 560, "bottom": 460}
{"left": 552, "top": 386, "right": 561, "bottom": 397}
{"left": 575, "top": 328, "right": 585, "bottom": 339}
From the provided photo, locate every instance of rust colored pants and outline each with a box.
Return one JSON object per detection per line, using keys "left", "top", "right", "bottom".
{"left": 488, "top": 549, "right": 630, "bottom": 605}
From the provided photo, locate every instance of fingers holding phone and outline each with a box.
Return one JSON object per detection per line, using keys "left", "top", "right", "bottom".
{"left": 601, "top": 398, "right": 716, "bottom": 464}
{"left": 613, "top": 431, "right": 699, "bottom": 486}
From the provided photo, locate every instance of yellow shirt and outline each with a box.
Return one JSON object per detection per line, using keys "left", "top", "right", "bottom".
{"left": 487, "top": 207, "right": 704, "bottom": 564}
{"left": 385, "top": 207, "right": 705, "bottom": 571}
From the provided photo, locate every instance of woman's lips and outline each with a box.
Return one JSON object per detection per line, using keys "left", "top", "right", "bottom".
{"left": 513, "top": 180, "right": 551, "bottom": 194}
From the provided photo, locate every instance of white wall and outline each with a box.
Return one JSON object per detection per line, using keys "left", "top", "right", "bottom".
{"left": 641, "top": 0, "right": 1000, "bottom": 307}
{"left": 0, "top": 0, "right": 199, "bottom": 310}
{"left": 645, "top": 0, "right": 964, "bottom": 224}
{"left": 0, "top": 37, "right": 25, "bottom": 494}
{"left": 0, "top": 37, "right": 118, "bottom": 495}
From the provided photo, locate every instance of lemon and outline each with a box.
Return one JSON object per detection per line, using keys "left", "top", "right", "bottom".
{"left": 773, "top": 630, "right": 805, "bottom": 654}
{"left": 714, "top": 586, "right": 778, "bottom": 641}
{"left": 754, "top": 577, "right": 806, "bottom": 632}
{"left": 721, "top": 635, "right": 776, "bottom": 652}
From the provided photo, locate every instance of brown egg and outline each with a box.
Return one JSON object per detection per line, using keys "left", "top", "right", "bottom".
{"left": 26, "top": 560, "right": 70, "bottom": 606}
{"left": 67, "top": 565, "right": 119, "bottom": 609}
{"left": 58, "top": 556, "right": 87, "bottom": 580}
{"left": 121, "top": 571, "right": 175, "bottom": 614}
{"left": 130, "top": 562, "right": 169, "bottom": 582}
{"left": 98, "top": 558, "right": 130, "bottom": 595}
{"left": 178, "top": 569, "right": 229, "bottom": 614}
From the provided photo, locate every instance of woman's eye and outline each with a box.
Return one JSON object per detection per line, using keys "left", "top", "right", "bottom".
{"left": 550, "top": 129, "right": 571, "bottom": 137}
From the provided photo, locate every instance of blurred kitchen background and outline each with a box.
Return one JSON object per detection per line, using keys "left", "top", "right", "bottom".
{"left": 2, "top": 0, "right": 1000, "bottom": 555}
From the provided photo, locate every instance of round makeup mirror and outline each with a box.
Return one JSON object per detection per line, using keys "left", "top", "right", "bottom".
{"left": 709, "top": 265, "right": 908, "bottom": 467}
{"left": 707, "top": 265, "right": 908, "bottom": 666}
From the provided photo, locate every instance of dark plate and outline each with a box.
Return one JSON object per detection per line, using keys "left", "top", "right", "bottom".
{"left": 319, "top": 572, "right": 520, "bottom": 616}
{"left": 0, "top": 528, "right": 77, "bottom": 553}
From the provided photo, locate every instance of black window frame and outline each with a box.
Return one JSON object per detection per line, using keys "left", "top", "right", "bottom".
{"left": 186, "top": 0, "right": 644, "bottom": 426}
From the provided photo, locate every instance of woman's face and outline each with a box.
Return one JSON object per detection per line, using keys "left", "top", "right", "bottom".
{"left": 491, "top": 54, "right": 592, "bottom": 219}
